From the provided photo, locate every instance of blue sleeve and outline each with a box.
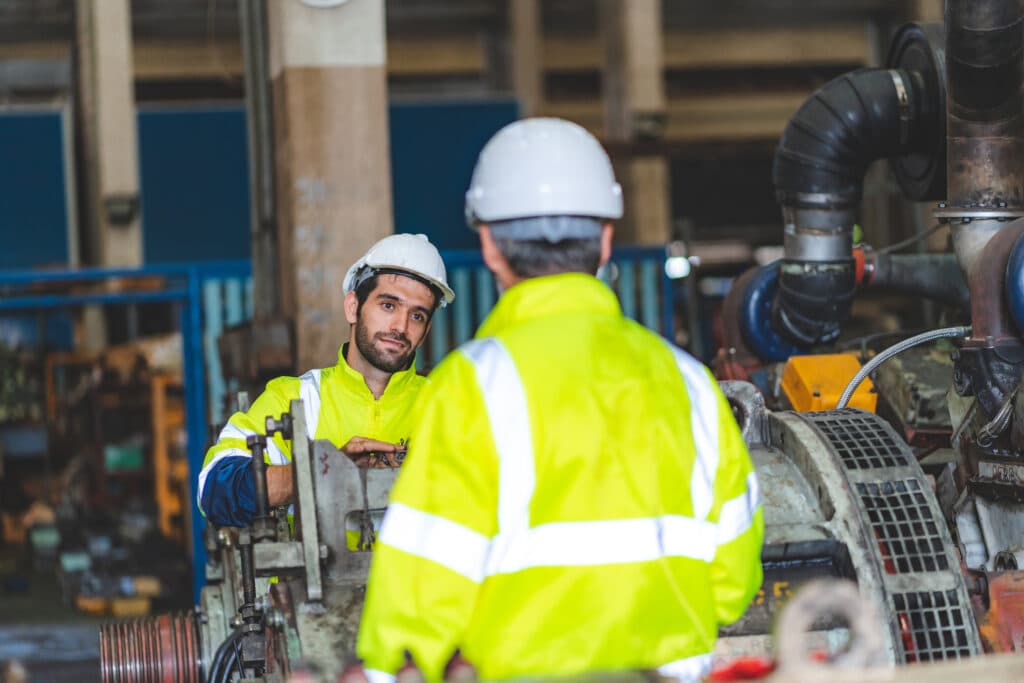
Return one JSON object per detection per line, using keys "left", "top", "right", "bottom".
{"left": 200, "top": 456, "right": 257, "bottom": 527}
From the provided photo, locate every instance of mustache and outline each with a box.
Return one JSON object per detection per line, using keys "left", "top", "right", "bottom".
{"left": 376, "top": 331, "right": 410, "bottom": 347}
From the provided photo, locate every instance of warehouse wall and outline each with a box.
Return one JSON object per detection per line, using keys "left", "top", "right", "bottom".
{"left": 1, "top": 99, "right": 517, "bottom": 268}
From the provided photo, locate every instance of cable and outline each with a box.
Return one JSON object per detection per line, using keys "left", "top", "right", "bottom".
{"left": 875, "top": 223, "right": 946, "bottom": 255}
{"left": 835, "top": 326, "right": 970, "bottom": 409}
{"left": 207, "top": 630, "right": 244, "bottom": 683}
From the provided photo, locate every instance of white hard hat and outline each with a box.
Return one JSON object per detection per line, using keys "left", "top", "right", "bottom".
{"left": 465, "top": 117, "right": 623, "bottom": 231}
{"left": 342, "top": 233, "right": 455, "bottom": 307}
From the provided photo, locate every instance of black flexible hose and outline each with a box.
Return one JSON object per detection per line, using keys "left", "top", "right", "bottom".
{"left": 774, "top": 69, "right": 934, "bottom": 204}
{"left": 207, "top": 630, "right": 245, "bottom": 683}
{"left": 770, "top": 67, "right": 941, "bottom": 347}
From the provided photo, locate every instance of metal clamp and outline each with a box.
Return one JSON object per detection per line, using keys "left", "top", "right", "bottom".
{"left": 888, "top": 70, "right": 911, "bottom": 147}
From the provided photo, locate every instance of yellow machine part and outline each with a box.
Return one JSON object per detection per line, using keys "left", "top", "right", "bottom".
{"left": 781, "top": 353, "right": 877, "bottom": 413}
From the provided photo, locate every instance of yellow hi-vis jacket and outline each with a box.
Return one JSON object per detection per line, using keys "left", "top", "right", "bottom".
{"left": 358, "top": 273, "right": 764, "bottom": 683}
{"left": 196, "top": 344, "right": 425, "bottom": 526}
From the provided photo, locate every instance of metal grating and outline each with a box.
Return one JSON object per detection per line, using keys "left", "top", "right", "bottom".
{"left": 892, "top": 590, "right": 972, "bottom": 661}
{"left": 856, "top": 480, "right": 948, "bottom": 574}
{"left": 805, "top": 410, "right": 908, "bottom": 470}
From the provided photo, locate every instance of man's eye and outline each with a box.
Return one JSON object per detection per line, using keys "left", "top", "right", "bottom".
{"left": 412, "top": 313, "right": 425, "bottom": 322}
{"left": 381, "top": 302, "right": 394, "bottom": 310}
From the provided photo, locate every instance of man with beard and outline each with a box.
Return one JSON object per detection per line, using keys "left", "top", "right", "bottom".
{"left": 197, "top": 233, "right": 454, "bottom": 528}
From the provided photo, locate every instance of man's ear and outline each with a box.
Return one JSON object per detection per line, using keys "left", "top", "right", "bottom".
{"left": 480, "top": 225, "right": 515, "bottom": 281}
{"left": 480, "top": 226, "right": 502, "bottom": 272}
{"left": 344, "top": 290, "right": 359, "bottom": 325}
{"left": 599, "top": 223, "right": 614, "bottom": 268}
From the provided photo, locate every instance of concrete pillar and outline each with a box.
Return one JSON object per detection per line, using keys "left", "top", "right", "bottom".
{"left": 509, "top": 0, "right": 542, "bottom": 117}
{"left": 601, "top": 0, "right": 671, "bottom": 245}
{"left": 267, "top": 0, "right": 393, "bottom": 371}
{"left": 75, "top": 0, "right": 142, "bottom": 267}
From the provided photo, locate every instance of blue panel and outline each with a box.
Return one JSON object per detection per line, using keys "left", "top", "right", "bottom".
{"left": 389, "top": 99, "right": 518, "bottom": 250}
{"left": 0, "top": 109, "right": 69, "bottom": 268}
{"left": 139, "top": 106, "right": 251, "bottom": 263}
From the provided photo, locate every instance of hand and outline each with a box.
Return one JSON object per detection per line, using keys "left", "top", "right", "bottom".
{"left": 341, "top": 437, "right": 402, "bottom": 468}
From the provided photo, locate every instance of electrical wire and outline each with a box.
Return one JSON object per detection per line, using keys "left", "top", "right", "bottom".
{"left": 835, "top": 326, "right": 970, "bottom": 409}
{"left": 207, "top": 630, "right": 244, "bottom": 683}
{"left": 875, "top": 223, "right": 947, "bottom": 254}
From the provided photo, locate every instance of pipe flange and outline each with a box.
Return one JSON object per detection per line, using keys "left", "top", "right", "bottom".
{"left": 886, "top": 23, "right": 946, "bottom": 201}
{"left": 934, "top": 207, "right": 1024, "bottom": 223}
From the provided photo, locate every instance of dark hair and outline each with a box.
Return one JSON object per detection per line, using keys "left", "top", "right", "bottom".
{"left": 493, "top": 238, "right": 602, "bottom": 278}
{"left": 354, "top": 272, "right": 442, "bottom": 315}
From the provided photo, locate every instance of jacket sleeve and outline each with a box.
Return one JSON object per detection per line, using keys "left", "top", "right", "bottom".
{"left": 706, "top": 371, "right": 764, "bottom": 626}
{"left": 196, "top": 377, "right": 298, "bottom": 520}
{"left": 200, "top": 456, "right": 257, "bottom": 527}
{"left": 358, "top": 353, "right": 499, "bottom": 681}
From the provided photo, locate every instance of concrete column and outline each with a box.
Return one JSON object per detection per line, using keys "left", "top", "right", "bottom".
{"left": 75, "top": 0, "right": 142, "bottom": 267}
{"left": 601, "top": 0, "right": 671, "bottom": 245}
{"left": 267, "top": 0, "right": 393, "bottom": 370}
{"left": 509, "top": 0, "right": 542, "bottom": 117}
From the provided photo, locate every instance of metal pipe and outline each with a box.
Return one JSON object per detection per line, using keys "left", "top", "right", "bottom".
{"left": 239, "top": 0, "right": 279, "bottom": 319}
{"left": 967, "top": 218, "right": 1024, "bottom": 344}
{"left": 945, "top": 0, "right": 1024, "bottom": 274}
{"left": 865, "top": 252, "right": 970, "bottom": 310}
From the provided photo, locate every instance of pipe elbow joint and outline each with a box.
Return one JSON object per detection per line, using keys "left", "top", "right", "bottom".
{"left": 772, "top": 259, "right": 857, "bottom": 348}
{"left": 737, "top": 262, "right": 805, "bottom": 363}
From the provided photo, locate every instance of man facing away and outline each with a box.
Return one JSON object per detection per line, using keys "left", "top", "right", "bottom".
{"left": 197, "top": 233, "right": 454, "bottom": 528}
{"left": 357, "top": 118, "right": 764, "bottom": 683}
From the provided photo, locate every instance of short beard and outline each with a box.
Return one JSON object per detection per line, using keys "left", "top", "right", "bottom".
{"left": 354, "top": 318, "right": 415, "bottom": 373}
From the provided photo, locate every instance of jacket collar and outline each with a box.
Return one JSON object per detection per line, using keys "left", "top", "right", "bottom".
{"left": 476, "top": 273, "right": 621, "bottom": 338}
{"left": 336, "top": 342, "right": 421, "bottom": 399}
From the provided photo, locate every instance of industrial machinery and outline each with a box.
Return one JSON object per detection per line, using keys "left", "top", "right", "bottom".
{"left": 717, "top": 0, "right": 1024, "bottom": 661}
{"left": 98, "top": 384, "right": 988, "bottom": 682}
{"left": 100, "top": 399, "right": 401, "bottom": 682}
{"left": 98, "top": 0, "right": 1024, "bottom": 678}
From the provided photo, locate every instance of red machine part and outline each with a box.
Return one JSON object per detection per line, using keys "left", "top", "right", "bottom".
{"left": 99, "top": 611, "right": 202, "bottom": 683}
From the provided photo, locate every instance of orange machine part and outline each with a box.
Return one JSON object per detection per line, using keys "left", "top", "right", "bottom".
{"left": 781, "top": 353, "right": 877, "bottom": 412}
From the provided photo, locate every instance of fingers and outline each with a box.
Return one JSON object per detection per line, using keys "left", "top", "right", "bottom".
{"left": 352, "top": 454, "right": 397, "bottom": 468}
{"left": 342, "top": 437, "right": 400, "bottom": 456}
{"left": 343, "top": 437, "right": 403, "bottom": 468}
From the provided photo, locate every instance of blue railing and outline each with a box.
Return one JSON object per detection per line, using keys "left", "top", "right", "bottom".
{"left": 0, "top": 245, "right": 671, "bottom": 599}
{"left": 420, "top": 246, "right": 673, "bottom": 369}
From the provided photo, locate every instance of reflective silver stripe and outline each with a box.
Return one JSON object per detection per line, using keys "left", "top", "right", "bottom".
{"left": 196, "top": 447, "right": 250, "bottom": 511}
{"left": 266, "top": 438, "right": 288, "bottom": 465}
{"left": 461, "top": 339, "right": 533, "bottom": 535}
{"left": 717, "top": 472, "right": 761, "bottom": 546}
{"left": 657, "top": 653, "right": 713, "bottom": 682}
{"left": 364, "top": 669, "right": 395, "bottom": 683}
{"left": 218, "top": 421, "right": 288, "bottom": 465}
{"left": 219, "top": 422, "right": 252, "bottom": 441}
{"left": 299, "top": 369, "right": 322, "bottom": 440}
{"left": 378, "top": 502, "right": 490, "bottom": 583}
{"left": 663, "top": 343, "right": 719, "bottom": 520}
{"left": 487, "top": 515, "right": 717, "bottom": 575}
{"left": 388, "top": 337, "right": 729, "bottom": 577}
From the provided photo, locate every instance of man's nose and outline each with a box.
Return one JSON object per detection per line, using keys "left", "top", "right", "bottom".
{"left": 389, "top": 315, "right": 409, "bottom": 335}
